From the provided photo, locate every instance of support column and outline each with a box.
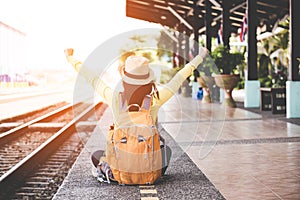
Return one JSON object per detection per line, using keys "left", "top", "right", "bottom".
{"left": 177, "top": 25, "right": 192, "bottom": 97}
{"left": 184, "top": 30, "right": 190, "bottom": 63}
{"left": 172, "top": 31, "right": 178, "bottom": 68}
{"left": 193, "top": 30, "right": 199, "bottom": 56}
{"left": 178, "top": 25, "right": 185, "bottom": 67}
{"left": 287, "top": 0, "right": 300, "bottom": 118}
{"left": 222, "top": 0, "right": 231, "bottom": 50}
{"left": 193, "top": 0, "right": 200, "bottom": 55}
{"left": 205, "top": 0, "right": 212, "bottom": 52}
{"left": 244, "top": 0, "right": 260, "bottom": 108}
{"left": 289, "top": 0, "right": 300, "bottom": 82}
{"left": 183, "top": 29, "right": 192, "bottom": 97}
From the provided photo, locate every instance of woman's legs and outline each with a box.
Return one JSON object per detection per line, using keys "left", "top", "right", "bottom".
{"left": 92, "top": 148, "right": 172, "bottom": 176}
{"left": 91, "top": 150, "right": 105, "bottom": 167}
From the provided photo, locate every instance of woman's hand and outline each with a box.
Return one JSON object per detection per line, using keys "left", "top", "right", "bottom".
{"left": 64, "top": 48, "right": 74, "bottom": 57}
{"left": 188, "top": 46, "right": 209, "bottom": 70}
{"left": 198, "top": 46, "right": 209, "bottom": 59}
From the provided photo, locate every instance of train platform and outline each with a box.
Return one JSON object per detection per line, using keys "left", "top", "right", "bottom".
{"left": 53, "top": 94, "right": 300, "bottom": 200}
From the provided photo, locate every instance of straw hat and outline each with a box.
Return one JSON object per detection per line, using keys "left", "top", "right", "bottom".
{"left": 121, "top": 55, "right": 155, "bottom": 85}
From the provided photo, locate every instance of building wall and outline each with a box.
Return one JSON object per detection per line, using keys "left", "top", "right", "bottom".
{"left": 0, "top": 21, "right": 26, "bottom": 81}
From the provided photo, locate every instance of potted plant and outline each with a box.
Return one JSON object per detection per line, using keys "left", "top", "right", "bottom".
{"left": 197, "top": 75, "right": 215, "bottom": 103}
{"left": 196, "top": 55, "right": 218, "bottom": 103}
{"left": 210, "top": 45, "right": 245, "bottom": 107}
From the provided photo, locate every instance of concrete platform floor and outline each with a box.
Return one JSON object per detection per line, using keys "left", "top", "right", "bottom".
{"left": 54, "top": 94, "right": 300, "bottom": 200}
{"left": 160, "top": 96, "right": 300, "bottom": 200}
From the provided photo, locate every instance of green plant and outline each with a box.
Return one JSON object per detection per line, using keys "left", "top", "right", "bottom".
{"left": 258, "top": 17, "right": 290, "bottom": 88}
{"left": 197, "top": 57, "right": 215, "bottom": 76}
{"left": 210, "top": 45, "right": 245, "bottom": 74}
{"left": 258, "top": 54, "right": 272, "bottom": 87}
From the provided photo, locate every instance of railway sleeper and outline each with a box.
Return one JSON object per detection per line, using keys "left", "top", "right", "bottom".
{"left": 0, "top": 157, "right": 22, "bottom": 161}
{"left": 14, "top": 192, "right": 36, "bottom": 197}
{"left": 52, "top": 151, "right": 75, "bottom": 156}
{"left": 36, "top": 168, "right": 63, "bottom": 173}
{"left": 43, "top": 161, "right": 67, "bottom": 165}
{"left": 75, "top": 121, "right": 98, "bottom": 132}
{"left": 34, "top": 172, "right": 57, "bottom": 176}
{"left": 24, "top": 181, "right": 49, "bottom": 187}
{"left": 28, "top": 122, "right": 66, "bottom": 132}
{"left": 47, "top": 158, "right": 69, "bottom": 162}
{"left": 17, "top": 186, "right": 46, "bottom": 191}
{"left": 27, "top": 177, "right": 53, "bottom": 181}
{"left": 0, "top": 152, "right": 23, "bottom": 156}
{"left": 0, "top": 122, "right": 23, "bottom": 130}
{"left": 0, "top": 165, "right": 14, "bottom": 171}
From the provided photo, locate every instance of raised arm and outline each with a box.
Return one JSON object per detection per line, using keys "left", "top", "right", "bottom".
{"left": 64, "top": 48, "right": 113, "bottom": 106}
{"left": 157, "top": 47, "right": 208, "bottom": 105}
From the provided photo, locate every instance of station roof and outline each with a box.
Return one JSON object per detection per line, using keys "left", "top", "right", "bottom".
{"left": 126, "top": 0, "right": 289, "bottom": 36}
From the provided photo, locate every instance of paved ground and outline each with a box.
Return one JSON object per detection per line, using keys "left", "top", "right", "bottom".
{"left": 236, "top": 101, "right": 300, "bottom": 126}
{"left": 54, "top": 94, "right": 300, "bottom": 200}
{"left": 162, "top": 96, "right": 300, "bottom": 200}
{"left": 1, "top": 87, "right": 299, "bottom": 199}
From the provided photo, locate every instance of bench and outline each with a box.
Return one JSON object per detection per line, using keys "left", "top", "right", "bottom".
{"left": 260, "top": 87, "right": 286, "bottom": 114}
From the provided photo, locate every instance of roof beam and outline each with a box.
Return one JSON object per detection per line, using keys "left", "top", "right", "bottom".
{"left": 161, "top": 26, "right": 178, "bottom": 43}
{"left": 168, "top": 6, "right": 194, "bottom": 30}
{"left": 199, "top": 1, "right": 246, "bottom": 34}
{"left": 209, "top": 0, "right": 221, "bottom": 7}
{"left": 126, "top": 0, "right": 289, "bottom": 39}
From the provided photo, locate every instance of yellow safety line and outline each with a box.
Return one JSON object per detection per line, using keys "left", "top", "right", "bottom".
{"left": 139, "top": 185, "right": 159, "bottom": 200}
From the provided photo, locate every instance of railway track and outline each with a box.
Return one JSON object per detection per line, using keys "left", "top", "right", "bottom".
{"left": 0, "top": 102, "right": 86, "bottom": 177}
{"left": 0, "top": 101, "right": 107, "bottom": 199}
{"left": 0, "top": 102, "right": 77, "bottom": 142}
{"left": 0, "top": 102, "right": 68, "bottom": 130}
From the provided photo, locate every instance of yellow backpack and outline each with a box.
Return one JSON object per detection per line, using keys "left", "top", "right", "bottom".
{"left": 105, "top": 94, "right": 163, "bottom": 185}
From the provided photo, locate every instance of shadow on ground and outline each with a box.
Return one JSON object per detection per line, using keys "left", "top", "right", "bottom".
{"left": 236, "top": 101, "right": 300, "bottom": 126}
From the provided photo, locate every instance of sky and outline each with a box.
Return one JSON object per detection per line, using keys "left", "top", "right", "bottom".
{"left": 0, "top": 0, "right": 161, "bottom": 70}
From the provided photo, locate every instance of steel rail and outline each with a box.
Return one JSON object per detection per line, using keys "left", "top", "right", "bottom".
{"left": 0, "top": 103, "right": 76, "bottom": 144}
{"left": 0, "top": 101, "right": 101, "bottom": 197}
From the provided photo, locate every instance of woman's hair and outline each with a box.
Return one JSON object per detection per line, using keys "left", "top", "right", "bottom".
{"left": 122, "top": 81, "right": 159, "bottom": 111}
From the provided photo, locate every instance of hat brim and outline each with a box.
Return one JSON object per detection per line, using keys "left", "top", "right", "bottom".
{"left": 122, "top": 68, "right": 155, "bottom": 85}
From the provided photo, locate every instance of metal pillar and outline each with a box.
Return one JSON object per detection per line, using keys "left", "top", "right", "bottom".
{"left": 192, "top": 0, "right": 200, "bottom": 56}
{"left": 247, "top": 0, "right": 258, "bottom": 80}
{"left": 286, "top": 0, "right": 300, "bottom": 118}
{"left": 221, "top": 0, "right": 231, "bottom": 50}
{"left": 172, "top": 31, "right": 178, "bottom": 68}
{"left": 184, "top": 30, "right": 190, "bottom": 63}
{"left": 205, "top": 0, "right": 213, "bottom": 52}
{"left": 244, "top": 0, "right": 260, "bottom": 108}
{"left": 289, "top": 0, "right": 300, "bottom": 82}
{"left": 178, "top": 25, "right": 185, "bottom": 67}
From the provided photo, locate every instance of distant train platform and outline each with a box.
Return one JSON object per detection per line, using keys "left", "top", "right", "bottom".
{"left": 53, "top": 95, "right": 300, "bottom": 200}
{"left": 0, "top": 84, "right": 74, "bottom": 120}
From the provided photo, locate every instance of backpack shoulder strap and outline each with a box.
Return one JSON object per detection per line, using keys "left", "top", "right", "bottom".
{"left": 141, "top": 95, "right": 151, "bottom": 110}
{"left": 119, "top": 92, "right": 129, "bottom": 111}
{"left": 119, "top": 93, "right": 152, "bottom": 112}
